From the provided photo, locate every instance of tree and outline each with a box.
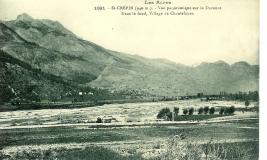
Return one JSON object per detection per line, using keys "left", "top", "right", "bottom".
{"left": 219, "top": 108, "right": 225, "bottom": 115}
{"left": 183, "top": 109, "right": 188, "bottom": 115}
{"left": 166, "top": 112, "right": 173, "bottom": 121}
{"left": 46, "top": 84, "right": 63, "bottom": 103}
{"left": 157, "top": 108, "right": 171, "bottom": 119}
{"left": 245, "top": 100, "right": 250, "bottom": 111}
{"left": 22, "top": 85, "right": 40, "bottom": 103}
{"left": 209, "top": 107, "right": 215, "bottom": 115}
{"left": 0, "top": 62, "right": 15, "bottom": 104}
{"left": 198, "top": 107, "right": 204, "bottom": 114}
{"left": 0, "top": 85, "right": 15, "bottom": 104}
{"left": 174, "top": 107, "right": 179, "bottom": 116}
{"left": 228, "top": 106, "right": 235, "bottom": 115}
{"left": 245, "top": 100, "right": 250, "bottom": 106}
{"left": 224, "top": 108, "right": 229, "bottom": 115}
{"left": 188, "top": 108, "right": 194, "bottom": 115}
{"left": 204, "top": 106, "right": 209, "bottom": 114}
{"left": 223, "top": 106, "right": 235, "bottom": 115}
{"left": 96, "top": 117, "right": 102, "bottom": 123}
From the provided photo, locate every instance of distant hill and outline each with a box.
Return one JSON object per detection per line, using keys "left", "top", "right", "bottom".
{"left": 0, "top": 13, "right": 259, "bottom": 103}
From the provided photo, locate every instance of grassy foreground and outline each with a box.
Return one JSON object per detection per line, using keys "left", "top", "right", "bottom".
{"left": 0, "top": 141, "right": 258, "bottom": 160}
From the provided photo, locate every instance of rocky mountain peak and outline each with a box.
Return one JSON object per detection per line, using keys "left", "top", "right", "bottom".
{"left": 16, "top": 13, "right": 33, "bottom": 22}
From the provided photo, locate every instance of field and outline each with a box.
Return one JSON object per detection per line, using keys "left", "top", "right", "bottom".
{"left": 0, "top": 100, "right": 259, "bottom": 159}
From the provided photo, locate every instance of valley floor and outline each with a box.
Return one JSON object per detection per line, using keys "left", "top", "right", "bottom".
{"left": 0, "top": 100, "right": 259, "bottom": 159}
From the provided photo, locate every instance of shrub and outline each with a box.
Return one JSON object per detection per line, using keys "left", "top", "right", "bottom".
{"left": 209, "top": 107, "right": 215, "bottom": 115}
{"left": 204, "top": 106, "right": 209, "bottom": 114}
{"left": 5, "top": 146, "right": 143, "bottom": 160}
{"left": 162, "top": 138, "right": 202, "bottom": 160}
{"left": 188, "top": 108, "right": 194, "bottom": 115}
{"left": 183, "top": 109, "right": 188, "bottom": 115}
{"left": 198, "top": 107, "right": 204, "bottom": 114}
{"left": 161, "top": 138, "right": 257, "bottom": 160}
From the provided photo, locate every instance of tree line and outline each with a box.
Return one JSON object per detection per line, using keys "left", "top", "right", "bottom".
{"left": 157, "top": 106, "right": 236, "bottom": 121}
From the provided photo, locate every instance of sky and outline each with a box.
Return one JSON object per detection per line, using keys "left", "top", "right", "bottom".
{"left": 0, "top": 0, "right": 259, "bottom": 65}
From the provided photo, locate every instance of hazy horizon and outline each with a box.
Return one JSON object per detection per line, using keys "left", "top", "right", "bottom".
{"left": 0, "top": 0, "right": 259, "bottom": 65}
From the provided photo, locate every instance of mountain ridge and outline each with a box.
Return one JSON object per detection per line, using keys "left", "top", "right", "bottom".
{"left": 0, "top": 13, "right": 259, "bottom": 100}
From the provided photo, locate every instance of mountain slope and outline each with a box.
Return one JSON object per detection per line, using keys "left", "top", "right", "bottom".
{"left": 0, "top": 22, "right": 98, "bottom": 83}
{"left": 0, "top": 13, "right": 259, "bottom": 98}
{"left": 0, "top": 49, "right": 80, "bottom": 103}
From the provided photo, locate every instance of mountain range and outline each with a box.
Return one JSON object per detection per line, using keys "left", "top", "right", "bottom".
{"left": 0, "top": 13, "right": 259, "bottom": 103}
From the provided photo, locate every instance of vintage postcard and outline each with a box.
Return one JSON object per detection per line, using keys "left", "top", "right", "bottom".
{"left": 0, "top": 0, "right": 259, "bottom": 159}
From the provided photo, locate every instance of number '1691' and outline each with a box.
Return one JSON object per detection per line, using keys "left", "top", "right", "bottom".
{"left": 94, "top": 6, "right": 105, "bottom": 10}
